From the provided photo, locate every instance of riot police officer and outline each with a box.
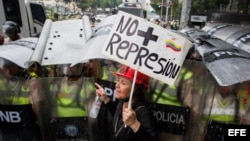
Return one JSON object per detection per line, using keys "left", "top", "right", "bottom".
{"left": 2, "top": 21, "right": 22, "bottom": 43}
{"left": 0, "top": 57, "right": 43, "bottom": 141}
{"left": 45, "top": 63, "right": 95, "bottom": 140}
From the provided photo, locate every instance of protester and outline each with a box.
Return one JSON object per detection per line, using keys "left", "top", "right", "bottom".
{"left": 94, "top": 59, "right": 121, "bottom": 141}
{"left": 95, "top": 65, "right": 159, "bottom": 141}
{"left": 2, "top": 21, "right": 22, "bottom": 43}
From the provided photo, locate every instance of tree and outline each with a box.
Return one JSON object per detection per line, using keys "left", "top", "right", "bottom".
{"left": 78, "top": 0, "right": 93, "bottom": 10}
{"left": 192, "top": 0, "right": 226, "bottom": 13}
{"left": 77, "top": 0, "right": 122, "bottom": 12}
{"left": 237, "top": 0, "right": 250, "bottom": 13}
{"left": 63, "top": 0, "right": 72, "bottom": 3}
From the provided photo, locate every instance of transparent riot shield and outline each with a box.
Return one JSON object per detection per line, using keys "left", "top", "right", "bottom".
{"left": 40, "top": 76, "right": 95, "bottom": 141}
{"left": 196, "top": 71, "right": 250, "bottom": 141}
{"left": 0, "top": 75, "right": 44, "bottom": 141}
{"left": 238, "top": 81, "right": 250, "bottom": 125}
{"left": 185, "top": 60, "right": 210, "bottom": 141}
{"left": 148, "top": 60, "right": 203, "bottom": 141}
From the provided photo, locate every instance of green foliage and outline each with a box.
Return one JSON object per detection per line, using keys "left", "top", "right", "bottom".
{"left": 45, "top": 6, "right": 57, "bottom": 21}
{"left": 173, "top": 1, "right": 182, "bottom": 19}
{"left": 48, "top": 0, "right": 250, "bottom": 21}
{"left": 192, "top": 0, "right": 219, "bottom": 13}
{"left": 150, "top": 0, "right": 249, "bottom": 20}
{"left": 78, "top": 0, "right": 93, "bottom": 10}
{"left": 77, "top": 0, "right": 122, "bottom": 10}
{"left": 63, "top": 0, "right": 72, "bottom": 4}
{"left": 151, "top": 3, "right": 161, "bottom": 11}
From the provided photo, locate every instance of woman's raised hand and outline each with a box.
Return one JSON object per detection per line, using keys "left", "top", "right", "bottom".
{"left": 95, "top": 83, "right": 110, "bottom": 103}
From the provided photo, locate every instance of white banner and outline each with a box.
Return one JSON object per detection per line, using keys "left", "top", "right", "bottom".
{"left": 102, "top": 11, "right": 192, "bottom": 85}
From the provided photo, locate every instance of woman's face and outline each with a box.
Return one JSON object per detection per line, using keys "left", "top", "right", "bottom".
{"left": 115, "top": 76, "right": 132, "bottom": 100}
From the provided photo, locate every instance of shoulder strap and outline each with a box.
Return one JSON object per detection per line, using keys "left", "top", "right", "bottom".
{"left": 135, "top": 105, "right": 145, "bottom": 112}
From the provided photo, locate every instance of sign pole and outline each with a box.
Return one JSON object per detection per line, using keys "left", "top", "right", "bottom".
{"left": 161, "top": 0, "right": 163, "bottom": 21}
{"left": 128, "top": 67, "right": 138, "bottom": 109}
{"left": 165, "top": 0, "right": 170, "bottom": 23}
{"left": 125, "top": 67, "right": 138, "bottom": 128}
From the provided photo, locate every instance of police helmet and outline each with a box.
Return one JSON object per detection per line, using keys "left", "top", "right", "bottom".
{"left": 58, "top": 63, "right": 84, "bottom": 77}
{"left": 0, "top": 57, "right": 15, "bottom": 69}
{"left": 2, "top": 21, "right": 20, "bottom": 36}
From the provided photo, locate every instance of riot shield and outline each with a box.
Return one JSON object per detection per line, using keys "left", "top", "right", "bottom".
{"left": 40, "top": 76, "right": 95, "bottom": 141}
{"left": 148, "top": 60, "right": 204, "bottom": 141}
{"left": 197, "top": 72, "right": 250, "bottom": 141}
{"left": 185, "top": 60, "right": 211, "bottom": 141}
{"left": 0, "top": 75, "right": 44, "bottom": 141}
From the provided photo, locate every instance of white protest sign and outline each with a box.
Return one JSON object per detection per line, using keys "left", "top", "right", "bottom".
{"left": 102, "top": 11, "right": 192, "bottom": 85}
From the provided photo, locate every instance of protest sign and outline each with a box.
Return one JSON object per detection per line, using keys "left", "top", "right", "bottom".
{"left": 102, "top": 11, "right": 192, "bottom": 85}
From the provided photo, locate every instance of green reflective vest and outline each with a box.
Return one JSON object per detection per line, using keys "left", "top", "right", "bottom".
{"left": 52, "top": 77, "right": 95, "bottom": 117}
{"left": 150, "top": 68, "right": 193, "bottom": 106}
{"left": 0, "top": 79, "right": 30, "bottom": 105}
{"left": 203, "top": 92, "right": 237, "bottom": 123}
